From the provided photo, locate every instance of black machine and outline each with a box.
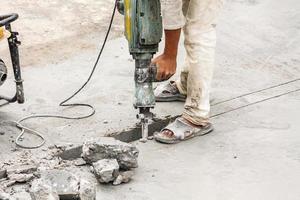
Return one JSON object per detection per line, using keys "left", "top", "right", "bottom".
{"left": 0, "top": 13, "right": 24, "bottom": 104}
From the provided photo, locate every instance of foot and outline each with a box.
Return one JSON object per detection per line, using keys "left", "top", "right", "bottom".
{"left": 154, "top": 117, "right": 213, "bottom": 144}
{"left": 154, "top": 81, "right": 186, "bottom": 102}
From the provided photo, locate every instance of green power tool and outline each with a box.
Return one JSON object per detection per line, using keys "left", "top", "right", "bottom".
{"left": 117, "top": 0, "right": 163, "bottom": 142}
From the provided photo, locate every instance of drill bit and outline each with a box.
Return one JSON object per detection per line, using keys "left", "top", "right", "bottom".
{"left": 140, "top": 116, "right": 149, "bottom": 143}
{"left": 138, "top": 107, "right": 152, "bottom": 142}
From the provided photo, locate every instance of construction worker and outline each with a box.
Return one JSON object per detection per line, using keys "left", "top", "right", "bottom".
{"left": 153, "top": 0, "right": 224, "bottom": 144}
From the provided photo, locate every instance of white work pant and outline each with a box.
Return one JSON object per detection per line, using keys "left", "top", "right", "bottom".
{"left": 161, "top": 0, "right": 224, "bottom": 125}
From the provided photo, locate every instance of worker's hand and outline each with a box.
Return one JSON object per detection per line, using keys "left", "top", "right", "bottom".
{"left": 152, "top": 54, "right": 177, "bottom": 81}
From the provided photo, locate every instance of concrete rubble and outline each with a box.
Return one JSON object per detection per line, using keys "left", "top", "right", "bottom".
{"left": 0, "top": 193, "right": 10, "bottom": 200}
{"left": 5, "top": 164, "right": 37, "bottom": 175}
{"left": 7, "top": 173, "right": 34, "bottom": 183}
{"left": 0, "top": 137, "right": 138, "bottom": 199}
{"left": 113, "top": 171, "right": 134, "bottom": 186}
{"left": 0, "top": 164, "right": 37, "bottom": 190}
{"left": 92, "top": 159, "right": 119, "bottom": 183}
{"left": 30, "top": 169, "right": 96, "bottom": 200}
{"left": 57, "top": 137, "right": 139, "bottom": 185}
{"left": 82, "top": 137, "right": 139, "bottom": 170}
{"left": 57, "top": 144, "right": 83, "bottom": 161}
{"left": 30, "top": 180, "right": 59, "bottom": 200}
{"left": 0, "top": 169, "right": 6, "bottom": 179}
{"left": 0, "top": 188, "right": 10, "bottom": 200}
{"left": 79, "top": 179, "right": 97, "bottom": 200}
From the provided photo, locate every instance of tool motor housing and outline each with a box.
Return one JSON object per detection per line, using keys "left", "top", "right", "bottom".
{"left": 118, "top": 0, "right": 163, "bottom": 58}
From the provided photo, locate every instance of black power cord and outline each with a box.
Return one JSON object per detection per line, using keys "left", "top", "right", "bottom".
{"left": 15, "top": 1, "right": 117, "bottom": 149}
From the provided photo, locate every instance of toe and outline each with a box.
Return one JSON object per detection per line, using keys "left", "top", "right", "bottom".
{"left": 164, "top": 130, "right": 174, "bottom": 137}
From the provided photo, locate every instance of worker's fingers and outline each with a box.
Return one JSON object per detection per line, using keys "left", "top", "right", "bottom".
{"left": 156, "top": 64, "right": 164, "bottom": 81}
{"left": 161, "top": 72, "right": 168, "bottom": 81}
{"left": 164, "top": 72, "right": 174, "bottom": 81}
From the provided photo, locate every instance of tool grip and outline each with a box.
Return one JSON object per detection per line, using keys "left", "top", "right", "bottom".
{"left": 0, "top": 14, "right": 18, "bottom": 27}
{"left": 149, "top": 63, "right": 171, "bottom": 82}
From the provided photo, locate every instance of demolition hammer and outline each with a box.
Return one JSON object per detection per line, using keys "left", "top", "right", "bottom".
{"left": 117, "top": 0, "right": 164, "bottom": 142}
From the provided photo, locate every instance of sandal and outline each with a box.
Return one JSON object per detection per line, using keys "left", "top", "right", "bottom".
{"left": 154, "top": 81, "right": 186, "bottom": 102}
{"left": 154, "top": 117, "right": 213, "bottom": 144}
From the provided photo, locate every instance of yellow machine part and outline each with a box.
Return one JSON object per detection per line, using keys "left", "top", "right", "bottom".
{"left": 0, "top": 26, "right": 10, "bottom": 41}
{"left": 124, "top": 0, "right": 132, "bottom": 43}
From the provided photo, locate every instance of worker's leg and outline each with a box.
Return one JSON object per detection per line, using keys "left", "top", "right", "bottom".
{"left": 154, "top": 0, "right": 224, "bottom": 143}
{"left": 182, "top": 0, "right": 224, "bottom": 125}
{"left": 175, "top": 0, "right": 190, "bottom": 96}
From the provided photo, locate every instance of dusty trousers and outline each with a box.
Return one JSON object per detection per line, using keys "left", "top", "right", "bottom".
{"left": 161, "top": 0, "right": 224, "bottom": 125}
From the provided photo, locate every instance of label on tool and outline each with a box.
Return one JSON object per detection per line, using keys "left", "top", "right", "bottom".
{"left": 124, "top": 0, "right": 132, "bottom": 43}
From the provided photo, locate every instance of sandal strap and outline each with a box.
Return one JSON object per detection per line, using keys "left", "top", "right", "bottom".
{"left": 155, "top": 81, "right": 180, "bottom": 97}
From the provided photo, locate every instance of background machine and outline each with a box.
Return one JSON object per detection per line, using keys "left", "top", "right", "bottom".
{"left": 0, "top": 13, "right": 24, "bottom": 105}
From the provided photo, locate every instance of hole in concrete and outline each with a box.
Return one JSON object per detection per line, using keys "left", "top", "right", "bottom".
{"left": 59, "top": 195, "right": 80, "bottom": 200}
{"left": 110, "top": 116, "right": 178, "bottom": 142}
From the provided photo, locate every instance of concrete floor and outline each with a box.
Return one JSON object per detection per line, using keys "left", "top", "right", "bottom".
{"left": 0, "top": 0, "right": 300, "bottom": 199}
{"left": 98, "top": 92, "right": 300, "bottom": 200}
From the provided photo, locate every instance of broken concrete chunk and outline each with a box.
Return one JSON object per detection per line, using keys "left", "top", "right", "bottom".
{"left": 36, "top": 170, "right": 80, "bottom": 199}
{"left": 0, "top": 169, "right": 7, "bottom": 179}
{"left": 8, "top": 173, "right": 34, "bottom": 183}
{"left": 30, "top": 179, "right": 59, "bottom": 200}
{"left": 0, "top": 191, "right": 10, "bottom": 200}
{"left": 113, "top": 171, "right": 134, "bottom": 186}
{"left": 79, "top": 179, "right": 96, "bottom": 200}
{"left": 5, "top": 164, "right": 37, "bottom": 175}
{"left": 11, "top": 191, "right": 32, "bottom": 200}
{"left": 30, "top": 170, "right": 96, "bottom": 200}
{"left": 74, "top": 158, "right": 87, "bottom": 166}
{"left": 58, "top": 145, "right": 83, "bottom": 160}
{"left": 1, "top": 180, "right": 16, "bottom": 187}
{"left": 92, "top": 159, "right": 119, "bottom": 183}
{"left": 82, "top": 137, "right": 139, "bottom": 169}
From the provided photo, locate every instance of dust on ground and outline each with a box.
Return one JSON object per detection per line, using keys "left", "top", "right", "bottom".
{"left": 0, "top": 0, "right": 123, "bottom": 67}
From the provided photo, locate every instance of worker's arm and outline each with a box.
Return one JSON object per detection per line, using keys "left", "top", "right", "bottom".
{"left": 152, "top": 29, "right": 181, "bottom": 81}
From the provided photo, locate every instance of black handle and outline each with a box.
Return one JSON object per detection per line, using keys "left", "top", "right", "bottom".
{"left": 0, "top": 13, "right": 18, "bottom": 27}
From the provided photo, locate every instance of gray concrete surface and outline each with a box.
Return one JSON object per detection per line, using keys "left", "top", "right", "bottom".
{"left": 0, "top": 0, "right": 299, "bottom": 199}
{"left": 98, "top": 91, "right": 300, "bottom": 200}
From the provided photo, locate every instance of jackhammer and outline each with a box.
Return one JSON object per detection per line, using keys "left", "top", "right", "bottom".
{"left": 117, "top": 0, "right": 164, "bottom": 142}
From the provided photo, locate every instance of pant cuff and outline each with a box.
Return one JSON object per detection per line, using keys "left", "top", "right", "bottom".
{"left": 182, "top": 112, "right": 210, "bottom": 126}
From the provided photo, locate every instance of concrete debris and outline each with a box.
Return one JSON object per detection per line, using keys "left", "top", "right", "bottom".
{"left": 92, "top": 159, "right": 119, "bottom": 183}
{"left": 0, "top": 190, "right": 10, "bottom": 200}
{"left": 5, "top": 164, "right": 37, "bottom": 175}
{"left": 30, "top": 169, "right": 97, "bottom": 200}
{"left": 8, "top": 173, "right": 34, "bottom": 183}
{"left": 79, "top": 179, "right": 96, "bottom": 200}
{"left": 1, "top": 180, "right": 16, "bottom": 187}
{"left": 38, "top": 169, "right": 80, "bottom": 199}
{"left": 0, "top": 169, "right": 7, "bottom": 179}
{"left": 113, "top": 171, "right": 134, "bottom": 186}
{"left": 74, "top": 158, "right": 87, "bottom": 166}
{"left": 58, "top": 145, "right": 83, "bottom": 160}
{"left": 11, "top": 191, "right": 32, "bottom": 200}
{"left": 82, "top": 137, "right": 139, "bottom": 169}
{"left": 30, "top": 179, "right": 59, "bottom": 200}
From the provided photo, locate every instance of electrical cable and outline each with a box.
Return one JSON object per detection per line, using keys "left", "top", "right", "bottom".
{"left": 14, "top": 1, "right": 117, "bottom": 149}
